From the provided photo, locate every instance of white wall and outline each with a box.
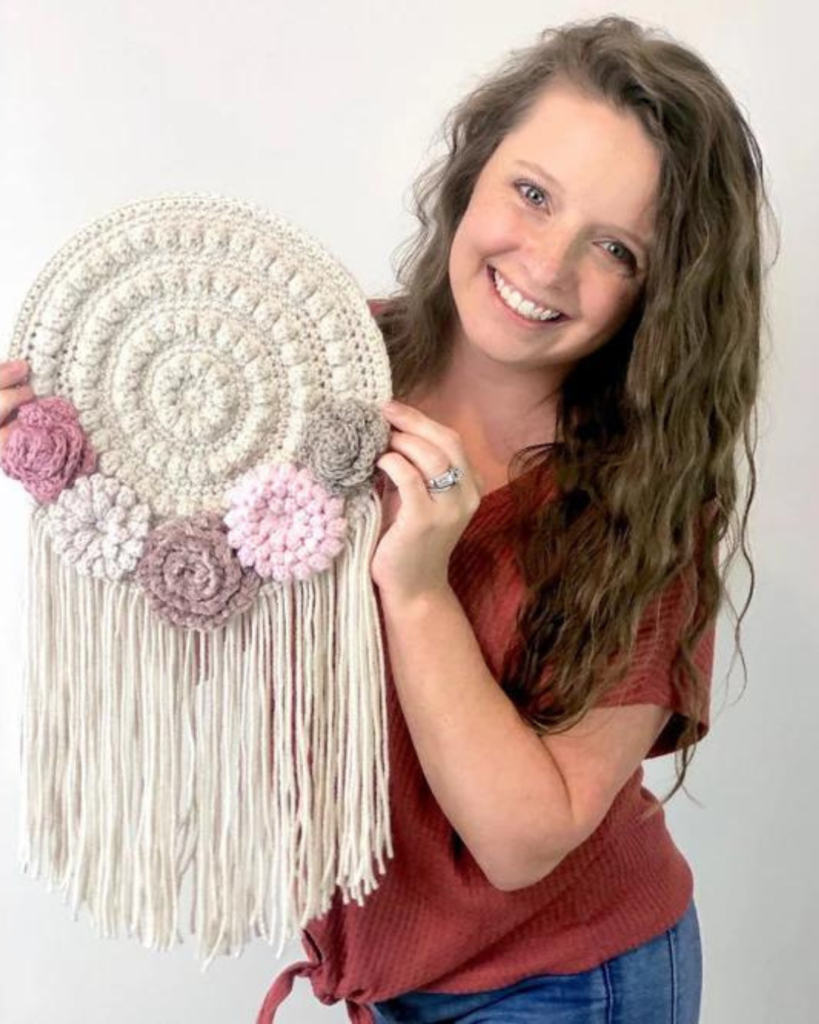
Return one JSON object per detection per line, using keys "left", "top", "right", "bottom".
{"left": 0, "top": 2, "right": 814, "bottom": 1022}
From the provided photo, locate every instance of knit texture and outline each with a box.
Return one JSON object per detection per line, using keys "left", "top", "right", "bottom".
{"left": 257, "top": 299, "right": 716, "bottom": 1024}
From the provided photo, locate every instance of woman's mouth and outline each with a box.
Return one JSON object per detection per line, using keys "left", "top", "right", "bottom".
{"left": 486, "top": 265, "right": 571, "bottom": 327}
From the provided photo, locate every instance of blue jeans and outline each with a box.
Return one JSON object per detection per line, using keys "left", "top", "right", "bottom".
{"left": 370, "top": 898, "right": 701, "bottom": 1023}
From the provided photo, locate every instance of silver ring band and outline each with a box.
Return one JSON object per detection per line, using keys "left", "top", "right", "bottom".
{"left": 426, "top": 466, "right": 464, "bottom": 493}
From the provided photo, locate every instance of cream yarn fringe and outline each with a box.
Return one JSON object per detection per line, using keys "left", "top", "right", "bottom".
{"left": 18, "top": 492, "right": 392, "bottom": 967}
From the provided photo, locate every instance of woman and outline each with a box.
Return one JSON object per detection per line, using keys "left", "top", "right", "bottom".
{"left": 0, "top": 15, "right": 773, "bottom": 1024}
{"left": 250, "top": 16, "right": 773, "bottom": 1024}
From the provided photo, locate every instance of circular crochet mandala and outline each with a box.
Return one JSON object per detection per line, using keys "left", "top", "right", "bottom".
{"left": 5, "top": 194, "right": 393, "bottom": 604}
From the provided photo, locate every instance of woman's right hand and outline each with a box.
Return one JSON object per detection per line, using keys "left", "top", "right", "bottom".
{"left": 0, "top": 359, "right": 35, "bottom": 454}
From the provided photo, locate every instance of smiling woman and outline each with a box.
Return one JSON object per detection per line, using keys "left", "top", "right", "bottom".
{"left": 259, "top": 12, "right": 774, "bottom": 1024}
{"left": 244, "top": 14, "right": 776, "bottom": 1024}
{"left": 447, "top": 77, "right": 659, "bottom": 378}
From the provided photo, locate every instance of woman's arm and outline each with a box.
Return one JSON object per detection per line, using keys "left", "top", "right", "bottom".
{"left": 373, "top": 400, "right": 674, "bottom": 893}
{"left": 379, "top": 583, "right": 578, "bottom": 892}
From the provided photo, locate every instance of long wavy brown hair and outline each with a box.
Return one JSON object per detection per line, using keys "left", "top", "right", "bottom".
{"left": 372, "top": 15, "right": 778, "bottom": 809}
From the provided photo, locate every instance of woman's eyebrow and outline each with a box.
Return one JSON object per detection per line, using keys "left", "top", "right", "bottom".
{"left": 512, "top": 158, "right": 653, "bottom": 254}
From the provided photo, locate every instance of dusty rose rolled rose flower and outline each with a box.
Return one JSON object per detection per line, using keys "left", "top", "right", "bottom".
{"left": 0, "top": 395, "right": 96, "bottom": 503}
{"left": 136, "top": 512, "right": 261, "bottom": 630}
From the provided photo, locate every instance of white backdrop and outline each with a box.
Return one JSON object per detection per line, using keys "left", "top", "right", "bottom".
{"left": 0, "top": 2, "right": 814, "bottom": 1022}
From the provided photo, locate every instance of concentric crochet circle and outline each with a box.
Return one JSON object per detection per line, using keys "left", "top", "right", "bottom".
{"left": 7, "top": 194, "right": 393, "bottom": 528}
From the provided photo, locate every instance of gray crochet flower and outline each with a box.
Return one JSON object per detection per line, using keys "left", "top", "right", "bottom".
{"left": 44, "top": 472, "right": 151, "bottom": 580}
{"left": 136, "top": 512, "right": 260, "bottom": 630}
{"left": 295, "top": 397, "right": 390, "bottom": 497}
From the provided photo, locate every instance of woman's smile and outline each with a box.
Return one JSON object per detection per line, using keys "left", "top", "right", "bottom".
{"left": 485, "top": 264, "right": 573, "bottom": 330}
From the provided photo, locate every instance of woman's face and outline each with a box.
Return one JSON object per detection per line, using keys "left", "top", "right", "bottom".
{"left": 447, "top": 81, "right": 661, "bottom": 382}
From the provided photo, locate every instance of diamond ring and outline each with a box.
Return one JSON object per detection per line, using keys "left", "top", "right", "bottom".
{"left": 425, "top": 466, "right": 464, "bottom": 494}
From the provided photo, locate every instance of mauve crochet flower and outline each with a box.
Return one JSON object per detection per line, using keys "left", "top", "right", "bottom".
{"left": 0, "top": 395, "right": 96, "bottom": 503}
{"left": 136, "top": 512, "right": 260, "bottom": 630}
{"left": 223, "top": 462, "right": 347, "bottom": 582}
{"left": 295, "top": 397, "right": 390, "bottom": 497}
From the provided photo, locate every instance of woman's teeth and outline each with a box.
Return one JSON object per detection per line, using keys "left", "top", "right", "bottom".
{"left": 492, "top": 268, "right": 564, "bottom": 321}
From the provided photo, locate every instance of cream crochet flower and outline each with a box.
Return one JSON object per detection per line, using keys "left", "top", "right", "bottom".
{"left": 43, "top": 472, "right": 152, "bottom": 580}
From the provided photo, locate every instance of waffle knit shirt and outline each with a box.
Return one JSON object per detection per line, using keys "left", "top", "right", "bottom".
{"left": 257, "top": 302, "right": 715, "bottom": 1024}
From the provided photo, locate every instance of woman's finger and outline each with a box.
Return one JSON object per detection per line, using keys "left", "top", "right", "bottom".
{"left": 0, "top": 383, "right": 35, "bottom": 426}
{"left": 376, "top": 451, "right": 435, "bottom": 518}
{"left": 381, "top": 402, "right": 466, "bottom": 464}
{"left": 387, "top": 428, "right": 482, "bottom": 505}
{"left": 0, "top": 422, "right": 15, "bottom": 453}
{"left": 386, "top": 430, "right": 451, "bottom": 478}
{"left": 0, "top": 360, "right": 30, "bottom": 389}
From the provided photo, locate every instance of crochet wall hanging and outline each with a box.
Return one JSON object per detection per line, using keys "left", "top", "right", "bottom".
{"left": 1, "top": 193, "right": 394, "bottom": 966}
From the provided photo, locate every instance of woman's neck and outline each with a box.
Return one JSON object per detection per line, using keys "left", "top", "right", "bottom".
{"left": 405, "top": 342, "right": 561, "bottom": 469}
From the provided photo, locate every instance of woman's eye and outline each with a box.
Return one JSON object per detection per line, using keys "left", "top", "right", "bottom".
{"left": 600, "top": 240, "right": 636, "bottom": 267}
{"left": 515, "top": 181, "right": 547, "bottom": 206}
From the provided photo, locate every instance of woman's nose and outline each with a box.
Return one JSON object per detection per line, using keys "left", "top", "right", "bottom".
{"left": 522, "top": 223, "right": 579, "bottom": 289}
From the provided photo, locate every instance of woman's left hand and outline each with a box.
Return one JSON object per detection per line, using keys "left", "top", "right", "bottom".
{"left": 372, "top": 400, "right": 484, "bottom": 602}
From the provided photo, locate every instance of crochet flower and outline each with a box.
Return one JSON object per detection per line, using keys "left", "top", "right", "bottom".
{"left": 224, "top": 463, "right": 348, "bottom": 582}
{"left": 43, "top": 472, "right": 151, "bottom": 580}
{"left": 135, "top": 512, "right": 260, "bottom": 630}
{"left": 295, "top": 396, "right": 390, "bottom": 497}
{"left": 0, "top": 395, "right": 96, "bottom": 503}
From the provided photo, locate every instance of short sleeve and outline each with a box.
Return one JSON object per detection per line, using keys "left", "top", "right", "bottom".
{"left": 593, "top": 559, "right": 716, "bottom": 759}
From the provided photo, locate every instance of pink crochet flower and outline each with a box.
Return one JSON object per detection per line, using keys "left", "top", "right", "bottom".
{"left": 223, "top": 463, "right": 348, "bottom": 582}
{"left": 0, "top": 395, "right": 96, "bottom": 503}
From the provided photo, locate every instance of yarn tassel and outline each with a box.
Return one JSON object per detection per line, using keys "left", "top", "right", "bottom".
{"left": 18, "top": 490, "right": 392, "bottom": 967}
